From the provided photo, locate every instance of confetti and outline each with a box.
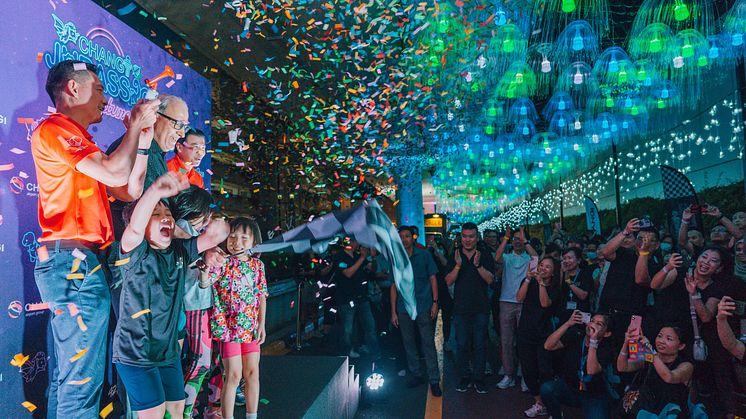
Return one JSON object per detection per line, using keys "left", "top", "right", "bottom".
{"left": 260, "top": 398, "right": 270, "bottom": 405}
{"left": 26, "top": 302, "right": 50, "bottom": 312}
{"left": 67, "top": 273, "right": 85, "bottom": 280}
{"left": 0, "top": 163, "right": 15, "bottom": 171}
{"left": 71, "top": 258, "right": 81, "bottom": 273}
{"left": 78, "top": 188, "right": 95, "bottom": 199}
{"left": 100, "top": 402, "right": 114, "bottom": 418}
{"left": 68, "top": 303, "right": 79, "bottom": 317}
{"left": 73, "top": 62, "right": 87, "bottom": 71}
{"left": 131, "top": 309, "right": 151, "bottom": 319}
{"left": 117, "top": 2, "right": 137, "bottom": 15}
{"left": 71, "top": 248, "right": 87, "bottom": 261}
{"left": 10, "top": 148, "right": 25, "bottom": 155}
{"left": 21, "top": 401, "right": 37, "bottom": 412}
{"left": 10, "top": 353, "right": 29, "bottom": 367}
{"left": 89, "top": 264, "right": 102, "bottom": 275}
{"left": 77, "top": 315, "right": 88, "bottom": 331}
{"left": 69, "top": 347, "right": 88, "bottom": 363}
{"left": 68, "top": 377, "right": 92, "bottom": 385}
{"left": 114, "top": 257, "right": 130, "bottom": 266}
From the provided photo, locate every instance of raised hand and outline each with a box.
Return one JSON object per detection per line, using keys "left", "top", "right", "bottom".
{"left": 625, "top": 218, "right": 640, "bottom": 235}
{"left": 685, "top": 271, "right": 698, "bottom": 296}
{"left": 151, "top": 172, "right": 189, "bottom": 199}
{"left": 454, "top": 249, "right": 462, "bottom": 267}
{"left": 474, "top": 250, "right": 481, "bottom": 267}
{"left": 717, "top": 296, "right": 736, "bottom": 319}
{"left": 666, "top": 253, "right": 683, "bottom": 270}
{"left": 682, "top": 207, "right": 693, "bottom": 222}
{"left": 128, "top": 99, "right": 160, "bottom": 131}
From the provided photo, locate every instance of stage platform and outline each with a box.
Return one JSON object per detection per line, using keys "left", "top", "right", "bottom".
{"left": 248, "top": 355, "right": 360, "bottom": 419}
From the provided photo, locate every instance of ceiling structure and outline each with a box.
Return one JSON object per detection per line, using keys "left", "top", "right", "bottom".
{"left": 127, "top": 0, "right": 745, "bottom": 222}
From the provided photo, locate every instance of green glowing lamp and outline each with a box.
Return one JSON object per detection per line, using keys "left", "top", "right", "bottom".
{"left": 434, "top": 39, "right": 445, "bottom": 53}
{"left": 618, "top": 70, "right": 628, "bottom": 83}
{"left": 649, "top": 37, "right": 662, "bottom": 53}
{"left": 681, "top": 43, "right": 694, "bottom": 58}
{"left": 561, "top": 0, "right": 577, "bottom": 13}
{"left": 487, "top": 106, "right": 497, "bottom": 117}
{"left": 605, "top": 96, "right": 615, "bottom": 108}
{"left": 637, "top": 69, "right": 647, "bottom": 81}
{"left": 438, "top": 18, "right": 449, "bottom": 34}
{"left": 503, "top": 38, "right": 515, "bottom": 53}
{"left": 657, "top": 99, "right": 666, "bottom": 109}
{"left": 485, "top": 125, "right": 495, "bottom": 135}
{"left": 697, "top": 56, "right": 708, "bottom": 67}
{"left": 673, "top": 1, "right": 690, "bottom": 21}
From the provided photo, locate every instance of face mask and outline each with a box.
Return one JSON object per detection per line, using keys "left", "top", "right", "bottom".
{"left": 176, "top": 218, "right": 200, "bottom": 237}
{"left": 660, "top": 243, "right": 673, "bottom": 252}
{"left": 586, "top": 251, "right": 597, "bottom": 260}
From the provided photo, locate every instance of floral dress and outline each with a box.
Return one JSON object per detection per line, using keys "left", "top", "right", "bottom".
{"left": 209, "top": 256, "right": 268, "bottom": 343}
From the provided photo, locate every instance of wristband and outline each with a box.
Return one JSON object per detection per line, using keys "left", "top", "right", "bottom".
{"left": 589, "top": 339, "right": 599, "bottom": 349}
{"left": 691, "top": 293, "right": 702, "bottom": 300}
{"left": 454, "top": 265, "right": 461, "bottom": 270}
{"left": 638, "top": 251, "right": 650, "bottom": 256}
{"left": 681, "top": 220, "right": 690, "bottom": 225}
{"left": 503, "top": 236, "right": 510, "bottom": 241}
{"left": 137, "top": 148, "right": 149, "bottom": 155}
{"left": 662, "top": 266, "right": 671, "bottom": 274}
{"left": 623, "top": 230, "right": 631, "bottom": 237}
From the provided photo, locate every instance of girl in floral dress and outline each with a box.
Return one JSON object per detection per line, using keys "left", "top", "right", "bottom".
{"left": 210, "top": 217, "right": 267, "bottom": 419}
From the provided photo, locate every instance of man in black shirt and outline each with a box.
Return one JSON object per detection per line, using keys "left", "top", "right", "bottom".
{"left": 444, "top": 222, "right": 495, "bottom": 394}
{"left": 542, "top": 311, "right": 617, "bottom": 419}
{"left": 333, "top": 238, "right": 379, "bottom": 358}
{"left": 598, "top": 218, "right": 651, "bottom": 346}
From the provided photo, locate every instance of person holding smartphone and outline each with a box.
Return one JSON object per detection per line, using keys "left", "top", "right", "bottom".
{"left": 516, "top": 257, "right": 561, "bottom": 417}
{"left": 494, "top": 225, "right": 538, "bottom": 390}
{"left": 559, "top": 247, "right": 594, "bottom": 325}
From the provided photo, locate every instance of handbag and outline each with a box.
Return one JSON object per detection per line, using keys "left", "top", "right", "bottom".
{"left": 689, "top": 296, "right": 708, "bottom": 361}
{"left": 615, "top": 366, "right": 657, "bottom": 418}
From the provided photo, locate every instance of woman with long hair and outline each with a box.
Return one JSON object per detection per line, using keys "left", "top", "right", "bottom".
{"left": 516, "top": 257, "right": 561, "bottom": 417}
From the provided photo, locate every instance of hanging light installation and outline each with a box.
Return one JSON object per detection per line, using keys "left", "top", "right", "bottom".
{"left": 529, "top": 0, "right": 609, "bottom": 47}
{"left": 555, "top": 61, "right": 597, "bottom": 109}
{"left": 496, "top": 62, "right": 538, "bottom": 99}
{"left": 722, "top": 0, "right": 746, "bottom": 53}
{"left": 630, "top": 0, "right": 721, "bottom": 39}
{"left": 508, "top": 98, "right": 539, "bottom": 125}
{"left": 527, "top": 43, "right": 556, "bottom": 98}
{"left": 543, "top": 91, "right": 576, "bottom": 120}
{"left": 553, "top": 20, "right": 600, "bottom": 71}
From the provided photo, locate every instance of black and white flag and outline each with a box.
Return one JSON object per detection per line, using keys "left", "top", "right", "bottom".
{"left": 249, "top": 200, "right": 417, "bottom": 319}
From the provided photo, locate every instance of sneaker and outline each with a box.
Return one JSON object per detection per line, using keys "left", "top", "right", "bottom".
{"left": 348, "top": 349, "right": 360, "bottom": 359}
{"left": 455, "top": 378, "right": 470, "bottom": 392}
{"left": 430, "top": 383, "right": 442, "bottom": 397}
{"left": 496, "top": 375, "right": 515, "bottom": 389}
{"left": 474, "top": 380, "right": 488, "bottom": 394}
{"left": 521, "top": 378, "right": 529, "bottom": 393}
{"left": 235, "top": 385, "right": 246, "bottom": 406}
{"left": 524, "top": 403, "right": 548, "bottom": 417}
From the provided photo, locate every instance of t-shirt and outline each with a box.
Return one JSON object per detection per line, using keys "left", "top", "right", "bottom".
{"left": 598, "top": 247, "right": 649, "bottom": 314}
{"left": 518, "top": 279, "right": 561, "bottom": 340}
{"left": 333, "top": 251, "right": 368, "bottom": 306}
{"left": 447, "top": 249, "right": 496, "bottom": 315}
{"left": 650, "top": 269, "right": 690, "bottom": 328}
{"left": 558, "top": 268, "right": 595, "bottom": 324}
{"left": 106, "top": 138, "right": 168, "bottom": 239}
{"left": 500, "top": 252, "right": 531, "bottom": 303}
{"left": 395, "top": 247, "right": 439, "bottom": 317}
{"left": 559, "top": 329, "right": 616, "bottom": 397}
{"left": 638, "top": 356, "right": 691, "bottom": 414}
{"left": 209, "top": 256, "right": 268, "bottom": 343}
{"left": 166, "top": 155, "right": 205, "bottom": 188}
{"left": 698, "top": 280, "right": 727, "bottom": 355}
{"left": 30, "top": 113, "right": 113, "bottom": 244}
{"left": 109, "top": 238, "right": 200, "bottom": 366}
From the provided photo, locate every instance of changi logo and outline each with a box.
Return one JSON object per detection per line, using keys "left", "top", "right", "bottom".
{"left": 43, "top": 14, "right": 147, "bottom": 109}
{"left": 9, "top": 176, "right": 38, "bottom": 196}
{"left": 0, "top": 114, "right": 7, "bottom": 125}
{"left": 8, "top": 301, "right": 23, "bottom": 319}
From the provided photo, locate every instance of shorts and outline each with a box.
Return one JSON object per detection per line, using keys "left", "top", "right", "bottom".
{"left": 115, "top": 359, "right": 185, "bottom": 411}
{"left": 219, "top": 340, "right": 261, "bottom": 358}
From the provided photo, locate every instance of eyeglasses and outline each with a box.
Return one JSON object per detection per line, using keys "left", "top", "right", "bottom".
{"left": 181, "top": 142, "right": 207, "bottom": 151}
{"left": 157, "top": 112, "right": 189, "bottom": 131}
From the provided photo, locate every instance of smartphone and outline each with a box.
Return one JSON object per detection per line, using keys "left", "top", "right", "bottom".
{"left": 580, "top": 311, "right": 591, "bottom": 324}
{"left": 638, "top": 217, "right": 653, "bottom": 229}
{"left": 629, "top": 315, "right": 642, "bottom": 331}
{"left": 735, "top": 300, "right": 746, "bottom": 316}
{"left": 528, "top": 256, "right": 539, "bottom": 272}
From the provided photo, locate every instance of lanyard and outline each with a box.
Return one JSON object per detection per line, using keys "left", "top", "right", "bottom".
{"left": 566, "top": 271, "right": 580, "bottom": 301}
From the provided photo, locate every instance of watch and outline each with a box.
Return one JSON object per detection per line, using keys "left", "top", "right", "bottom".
{"left": 137, "top": 148, "right": 149, "bottom": 155}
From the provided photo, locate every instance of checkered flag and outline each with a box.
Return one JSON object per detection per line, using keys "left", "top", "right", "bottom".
{"left": 659, "top": 165, "right": 701, "bottom": 235}
{"left": 249, "top": 200, "right": 417, "bottom": 319}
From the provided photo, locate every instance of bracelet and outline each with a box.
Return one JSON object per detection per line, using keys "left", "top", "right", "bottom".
{"left": 623, "top": 230, "right": 631, "bottom": 237}
{"left": 137, "top": 148, "right": 149, "bottom": 155}
{"left": 639, "top": 251, "right": 650, "bottom": 256}
{"left": 681, "top": 220, "right": 690, "bottom": 225}
{"left": 503, "top": 236, "right": 510, "bottom": 241}
{"left": 691, "top": 293, "right": 702, "bottom": 300}
{"left": 662, "top": 266, "right": 671, "bottom": 274}
{"left": 589, "top": 339, "right": 599, "bottom": 349}
{"left": 454, "top": 265, "right": 461, "bottom": 270}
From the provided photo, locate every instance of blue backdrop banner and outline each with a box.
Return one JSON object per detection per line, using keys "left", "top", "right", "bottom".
{"left": 0, "top": 1, "right": 211, "bottom": 416}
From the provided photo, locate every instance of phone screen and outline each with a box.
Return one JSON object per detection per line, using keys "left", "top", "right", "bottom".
{"left": 528, "top": 256, "right": 539, "bottom": 272}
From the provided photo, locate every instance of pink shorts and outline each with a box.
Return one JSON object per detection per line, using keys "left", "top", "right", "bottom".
{"left": 219, "top": 341, "right": 260, "bottom": 358}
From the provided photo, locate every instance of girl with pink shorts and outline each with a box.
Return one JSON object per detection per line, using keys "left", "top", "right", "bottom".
{"left": 210, "top": 217, "right": 268, "bottom": 419}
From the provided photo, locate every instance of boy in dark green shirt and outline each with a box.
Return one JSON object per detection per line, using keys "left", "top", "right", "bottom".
{"left": 109, "top": 172, "right": 228, "bottom": 418}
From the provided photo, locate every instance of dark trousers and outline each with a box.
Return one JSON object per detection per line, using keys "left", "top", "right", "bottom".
{"left": 540, "top": 378, "right": 610, "bottom": 419}
{"left": 516, "top": 335, "right": 553, "bottom": 397}
{"left": 399, "top": 312, "right": 439, "bottom": 383}
{"left": 454, "top": 313, "right": 489, "bottom": 381}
